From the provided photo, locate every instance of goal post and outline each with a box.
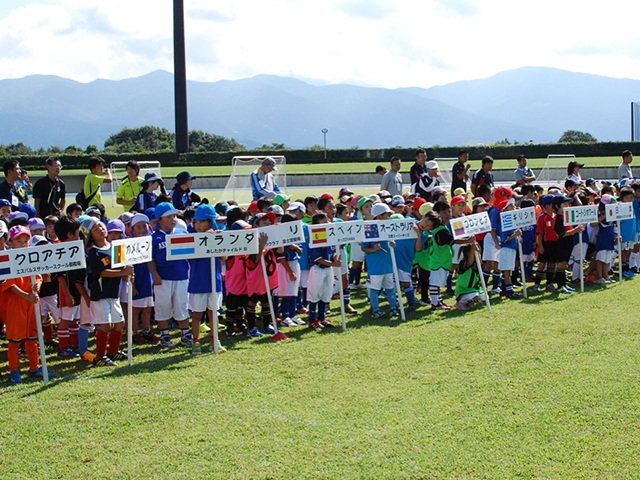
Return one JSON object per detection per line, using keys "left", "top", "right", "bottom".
{"left": 220, "top": 156, "right": 287, "bottom": 206}
{"left": 110, "top": 161, "right": 162, "bottom": 207}
{"left": 433, "top": 157, "right": 459, "bottom": 190}
{"left": 538, "top": 154, "right": 576, "bottom": 187}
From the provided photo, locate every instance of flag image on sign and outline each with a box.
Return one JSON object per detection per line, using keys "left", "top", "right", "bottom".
{"left": 452, "top": 220, "right": 465, "bottom": 237}
{"left": 312, "top": 228, "right": 328, "bottom": 245}
{"left": 169, "top": 235, "right": 196, "bottom": 256}
{"left": 114, "top": 244, "right": 125, "bottom": 265}
{"left": 0, "top": 253, "right": 11, "bottom": 276}
{"left": 364, "top": 223, "right": 379, "bottom": 239}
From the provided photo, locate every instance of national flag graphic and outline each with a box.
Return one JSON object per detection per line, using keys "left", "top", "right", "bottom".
{"left": 503, "top": 215, "right": 513, "bottom": 230}
{"left": 0, "top": 254, "right": 11, "bottom": 276}
{"left": 114, "top": 244, "right": 125, "bottom": 265}
{"left": 169, "top": 235, "right": 196, "bottom": 256}
{"left": 452, "top": 220, "right": 465, "bottom": 237}
{"left": 312, "top": 228, "right": 328, "bottom": 245}
{"left": 364, "top": 223, "right": 379, "bottom": 239}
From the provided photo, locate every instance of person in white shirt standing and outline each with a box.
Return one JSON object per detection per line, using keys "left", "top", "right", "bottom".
{"left": 380, "top": 156, "right": 403, "bottom": 197}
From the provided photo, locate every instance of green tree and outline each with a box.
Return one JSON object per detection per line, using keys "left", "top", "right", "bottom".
{"left": 558, "top": 130, "right": 597, "bottom": 143}
{"left": 0, "top": 146, "right": 7, "bottom": 156}
{"left": 104, "top": 126, "right": 175, "bottom": 152}
{"left": 85, "top": 144, "right": 99, "bottom": 154}
{"left": 4, "top": 142, "right": 34, "bottom": 155}
{"left": 255, "top": 143, "right": 289, "bottom": 151}
{"left": 188, "top": 130, "right": 244, "bottom": 152}
{"left": 64, "top": 145, "right": 80, "bottom": 154}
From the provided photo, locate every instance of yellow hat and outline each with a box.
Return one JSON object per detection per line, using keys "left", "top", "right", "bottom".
{"left": 419, "top": 202, "right": 434, "bottom": 216}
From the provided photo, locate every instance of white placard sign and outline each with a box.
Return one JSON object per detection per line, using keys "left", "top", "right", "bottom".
{"left": 166, "top": 230, "right": 259, "bottom": 260}
{"left": 259, "top": 221, "right": 305, "bottom": 249}
{"left": 500, "top": 207, "right": 536, "bottom": 231}
{"left": 563, "top": 205, "right": 599, "bottom": 226}
{"left": 605, "top": 202, "right": 634, "bottom": 222}
{"left": 308, "top": 221, "right": 365, "bottom": 248}
{"left": 111, "top": 236, "right": 153, "bottom": 268}
{"left": 450, "top": 212, "right": 491, "bottom": 240}
{"left": 362, "top": 219, "right": 418, "bottom": 242}
{"left": 0, "top": 239, "right": 86, "bottom": 281}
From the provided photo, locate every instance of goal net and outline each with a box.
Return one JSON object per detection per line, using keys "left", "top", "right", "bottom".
{"left": 219, "top": 156, "right": 287, "bottom": 206}
{"left": 538, "top": 154, "right": 575, "bottom": 187}
{"left": 110, "top": 161, "right": 162, "bottom": 207}
{"left": 433, "top": 158, "right": 458, "bottom": 190}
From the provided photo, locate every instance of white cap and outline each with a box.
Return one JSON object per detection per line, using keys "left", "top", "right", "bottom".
{"left": 426, "top": 160, "right": 439, "bottom": 170}
{"left": 371, "top": 202, "right": 392, "bottom": 218}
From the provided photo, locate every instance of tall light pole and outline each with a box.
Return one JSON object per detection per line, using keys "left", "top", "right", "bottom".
{"left": 173, "top": 0, "right": 189, "bottom": 154}
{"left": 322, "top": 128, "right": 328, "bottom": 160}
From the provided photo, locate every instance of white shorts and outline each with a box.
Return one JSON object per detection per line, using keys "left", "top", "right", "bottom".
{"left": 482, "top": 234, "right": 500, "bottom": 263}
{"left": 367, "top": 273, "right": 394, "bottom": 291}
{"left": 274, "top": 259, "right": 300, "bottom": 297}
{"left": 596, "top": 250, "right": 613, "bottom": 263}
{"left": 340, "top": 248, "right": 348, "bottom": 275}
{"left": 429, "top": 268, "right": 448, "bottom": 288}
{"left": 188, "top": 292, "right": 219, "bottom": 313}
{"left": 80, "top": 298, "right": 91, "bottom": 325}
{"left": 154, "top": 279, "right": 189, "bottom": 321}
{"left": 570, "top": 243, "right": 587, "bottom": 262}
{"left": 350, "top": 242, "right": 364, "bottom": 263}
{"left": 90, "top": 298, "right": 124, "bottom": 325}
{"left": 300, "top": 269, "right": 309, "bottom": 289}
{"left": 132, "top": 296, "right": 154, "bottom": 309}
{"left": 622, "top": 241, "right": 634, "bottom": 251}
{"left": 119, "top": 280, "right": 129, "bottom": 303}
{"left": 40, "top": 295, "right": 59, "bottom": 323}
{"left": 307, "top": 265, "right": 334, "bottom": 304}
{"left": 522, "top": 252, "right": 536, "bottom": 263}
{"left": 397, "top": 269, "right": 412, "bottom": 284}
{"left": 499, "top": 247, "right": 517, "bottom": 272}
{"left": 60, "top": 305, "right": 81, "bottom": 322}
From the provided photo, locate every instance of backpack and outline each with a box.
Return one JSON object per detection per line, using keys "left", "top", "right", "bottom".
{"left": 76, "top": 183, "right": 99, "bottom": 210}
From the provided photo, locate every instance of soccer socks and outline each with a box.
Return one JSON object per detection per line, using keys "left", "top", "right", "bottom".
{"left": 369, "top": 288, "right": 381, "bottom": 312}
{"left": 68, "top": 323, "right": 79, "bottom": 348}
{"left": 42, "top": 315, "right": 54, "bottom": 342}
{"left": 107, "top": 329, "right": 123, "bottom": 356}
{"left": 342, "top": 289, "right": 351, "bottom": 308}
{"left": 308, "top": 302, "right": 317, "bottom": 323}
{"left": 556, "top": 271, "right": 567, "bottom": 288}
{"left": 492, "top": 273, "right": 501, "bottom": 291}
{"left": 429, "top": 286, "right": 440, "bottom": 306}
{"left": 483, "top": 270, "right": 491, "bottom": 288}
{"left": 78, "top": 325, "right": 91, "bottom": 355}
{"left": 181, "top": 328, "right": 193, "bottom": 341}
{"left": 96, "top": 330, "right": 109, "bottom": 357}
{"left": 8, "top": 340, "right": 20, "bottom": 372}
{"left": 446, "top": 272, "right": 453, "bottom": 291}
{"left": 246, "top": 305, "right": 257, "bottom": 329}
{"left": 317, "top": 301, "right": 327, "bottom": 320}
{"left": 26, "top": 338, "right": 39, "bottom": 371}
{"left": 58, "top": 327, "right": 69, "bottom": 351}
{"left": 404, "top": 285, "right": 415, "bottom": 306}
{"left": 546, "top": 269, "right": 555, "bottom": 286}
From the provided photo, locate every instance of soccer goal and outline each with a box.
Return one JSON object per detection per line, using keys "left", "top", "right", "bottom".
{"left": 538, "top": 154, "right": 576, "bottom": 187}
{"left": 109, "top": 161, "right": 162, "bottom": 207}
{"left": 433, "top": 158, "right": 459, "bottom": 190}
{"left": 219, "top": 156, "right": 287, "bottom": 206}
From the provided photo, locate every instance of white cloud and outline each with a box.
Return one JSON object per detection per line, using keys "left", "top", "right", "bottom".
{"left": 2, "top": 0, "right": 640, "bottom": 87}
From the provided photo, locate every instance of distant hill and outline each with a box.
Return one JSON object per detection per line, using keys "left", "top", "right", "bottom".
{"left": 0, "top": 67, "right": 637, "bottom": 150}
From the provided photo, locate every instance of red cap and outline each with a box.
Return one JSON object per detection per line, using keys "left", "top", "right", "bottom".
{"left": 320, "top": 192, "right": 335, "bottom": 200}
{"left": 450, "top": 195, "right": 466, "bottom": 207}
{"left": 249, "top": 201, "right": 260, "bottom": 213}
{"left": 254, "top": 212, "right": 276, "bottom": 225}
{"left": 413, "top": 198, "right": 426, "bottom": 211}
{"left": 494, "top": 186, "right": 515, "bottom": 204}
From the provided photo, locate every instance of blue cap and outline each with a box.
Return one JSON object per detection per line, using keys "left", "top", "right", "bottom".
{"left": 154, "top": 202, "right": 178, "bottom": 219}
{"left": 141, "top": 172, "right": 163, "bottom": 187}
{"left": 540, "top": 194, "right": 555, "bottom": 207}
{"left": 214, "top": 201, "right": 229, "bottom": 216}
{"left": 176, "top": 171, "right": 196, "bottom": 185}
{"left": 231, "top": 220, "right": 251, "bottom": 230}
{"left": 143, "top": 208, "right": 156, "bottom": 220}
{"left": 19, "top": 202, "right": 37, "bottom": 219}
{"left": 0, "top": 198, "right": 11, "bottom": 208}
{"left": 194, "top": 204, "right": 217, "bottom": 222}
{"left": 107, "top": 219, "right": 125, "bottom": 233}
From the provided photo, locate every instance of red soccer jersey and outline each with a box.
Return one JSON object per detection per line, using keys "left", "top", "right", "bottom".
{"left": 536, "top": 212, "right": 560, "bottom": 242}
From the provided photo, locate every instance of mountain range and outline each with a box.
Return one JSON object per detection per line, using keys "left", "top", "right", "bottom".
{"left": 0, "top": 66, "right": 638, "bottom": 150}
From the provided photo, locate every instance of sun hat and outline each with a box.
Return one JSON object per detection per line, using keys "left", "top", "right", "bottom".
{"left": 194, "top": 204, "right": 217, "bottom": 222}
{"left": 155, "top": 202, "right": 179, "bottom": 219}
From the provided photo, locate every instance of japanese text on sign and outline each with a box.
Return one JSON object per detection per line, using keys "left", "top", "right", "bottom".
{"left": 450, "top": 212, "right": 491, "bottom": 239}
{"left": 258, "top": 221, "right": 304, "bottom": 249}
{"left": 500, "top": 207, "right": 536, "bottom": 231}
{"left": 362, "top": 219, "right": 418, "bottom": 242}
{"left": 166, "top": 230, "right": 259, "bottom": 260}
{"left": 564, "top": 205, "right": 599, "bottom": 226}
{"left": 308, "top": 221, "right": 365, "bottom": 248}
{"left": 0, "top": 239, "right": 86, "bottom": 280}
{"left": 605, "top": 202, "right": 634, "bottom": 222}
{"left": 111, "top": 236, "right": 153, "bottom": 268}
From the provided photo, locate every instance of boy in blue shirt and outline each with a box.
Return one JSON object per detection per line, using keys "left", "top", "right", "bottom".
{"left": 618, "top": 188, "right": 636, "bottom": 277}
{"left": 497, "top": 198, "right": 522, "bottom": 299}
{"left": 389, "top": 213, "right": 421, "bottom": 313}
{"left": 592, "top": 195, "right": 617, "bottom": 284}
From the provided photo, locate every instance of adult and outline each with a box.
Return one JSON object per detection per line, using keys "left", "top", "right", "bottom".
{"left": 566, "top": 160, "right": 584, "bottom": 185}
{"left": 513, "top": 155, "right": 536, "bottom": 186}
{"left": 0, "top": 159, "right": 22, "bottom": 210}
{"left": 471, "top": 156, "right": 495, "bottom": 197}
{"left": 33, "top": 156, "right": 66, "bottom": 218}
{"left": 409, "top": 149, "right": 428, "bottom": 195}
{"left": 415, "top": 161, "right": 441, "bottom": 201}
{"left": 450, "top": 149, "right": 471, "bottom": 197}
{"left": 380, "top": 156, "right": 403, "bottom": 197}
{"left": 171, "top": 171, "right": 196, "bottom": 210}
{"left": 116, "top": 160, "right": 143, "bottom": 212}
{"left": 250, "top": 157, "right": 281, "bottom": 201}
{"left": 619, "top": 150, "right": 633, "bottom": 181}
{"left": 83, "top": 156, "right": 112, "bottom": 207}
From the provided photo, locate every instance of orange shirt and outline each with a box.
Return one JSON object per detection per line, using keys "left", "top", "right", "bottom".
{"left": 1, "top": 275, "right": 42, "bottom": 340}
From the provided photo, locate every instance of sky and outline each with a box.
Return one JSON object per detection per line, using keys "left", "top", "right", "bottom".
{"left": 2, "top": 0, "right": 640, "bottom": 89}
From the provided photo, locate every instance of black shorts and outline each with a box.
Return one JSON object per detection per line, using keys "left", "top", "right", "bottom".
{"left": 555, "top": 236, "right": 574, "bottom": 263}
{"left": 538, "top": 240, "right": 558, "bottom": 263}
{"left": 226, "top": 293, "right": 248, "bottom": 311}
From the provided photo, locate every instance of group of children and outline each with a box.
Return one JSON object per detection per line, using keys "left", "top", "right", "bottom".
{"left": 1, "top": 168, "right": 638, "bottom": 383}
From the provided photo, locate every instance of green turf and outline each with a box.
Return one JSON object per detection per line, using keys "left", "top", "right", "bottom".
{"left": 1, "top": 275, "right": 639, "bottom": 478}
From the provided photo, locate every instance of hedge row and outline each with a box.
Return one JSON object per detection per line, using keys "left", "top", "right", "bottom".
{"left": 5, "top": 141, "right": 639, "bottom": 170}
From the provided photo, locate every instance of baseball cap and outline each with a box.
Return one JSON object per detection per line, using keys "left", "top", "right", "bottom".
{"left": 286, "top": 202, "right": 306, "bottom": 213}
{"left": 389, "top": 213, "right": 405, "bottom": 220}
{"left": 119, "top": 212, "right": 134, "bottom": 225}
{"left": 9, "top": 225, "right": 31, "bottom": 240}
{"left": 267, "top": 205, "right": 284, "bottom": 216}
{"left": 320, "top": 192, "right": 335, "bottom": 201}
{"left": 0, "top": 221, "right": 7, "bottom": 237}
{"left": 130, "top": 214, "right": 150, "bottom": 228}
{"left": 600, "top": 194, "right": 613, "bottom": 205}
{"left": 419, "top": 202, "right": 434, "bottom": 216}
{"left": 155, "top": 202, "right": 179, "bottom": 219}
{"left": 350, "top": 195, "right": 363, "bottom": 209}
{"left": 213, "top": 202, "right": 230, "bottom": 216}
{"left": 254, "top": 212, "right": 276, "bottom": 224}
{"left": 80, "top": 216, "right": 98, "bottom": 237}
{"left": 358, "top": 196, "right": 373, "bottom": 210}
{"left": 19, "top": 203, "right": 36, "bottom": 219}
{"left": 231, "top": 220, "right": 251, "bottom": 230}
{"left": 143, "top": 208, "right": 156, "bottom": 220}
{"left": 472, "top": 197, "right": 488, "bottom": 208}
{"left": 262, "top": 157, "right": 278, "bottom": 171}
{"left": 552, "top": 195, "right": 572, "bottom": 208}
{"left": 194, "top": 204, "right": 217, "bottom": 222}
{"left": 8, "top": 211, "right": 29, "bottom": 222}
{"left": 391, "top": 195, "right": 405, "bottom": 207}
{"left": 540, "top": 194, "right": 555, "bottom": 207}
{"left": 450, "top": 195, "right": 466, "bottom": 207}
{"left": 494, "top": 186, "right": 515, "bottom": 204}
{"left": 85, "top": 206, "right": 101, "bottom": 218}
{"left": 339, "top": 187, "right": 354, "bottom": 198}
{"left": 273, "top": 193, "right": 292, "bottom": 206}
{"left": 28, "top": 217, "right": 45, "bottom": 231}
{"left": 249, "top": 201, "right": 260, "bottom": 213}
{"left": 585, "top": 178, "right": 596, "bottom": 186}
{"left": 106, "top": 219, "right": 125, "bottom": 233}
{"left": 378, "top": 190, "right": 392, "bottom": 199}
{"left": 29, "top": 235, "right": 48, "bottom": 247}
{"left": 453, "top": 187, "right": 467, "bottom": 196}
{"left": 371, "top": 202, "right": 392, "bottom": 218}
{"left": 426, "top": 160, "right": 439, "bottom": 170}
{"left": 0, "top": 198, "right": 11, "bottom": 208}
{"left": 412, "top": 197, "right": 426, "bottom": 212}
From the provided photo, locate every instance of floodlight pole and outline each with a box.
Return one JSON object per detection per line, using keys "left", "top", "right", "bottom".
{"left": 173, "top": 0, "right": 189, "bottom": 154}
{"left": 322, "top": 128, "right": 328, "bottom": 159}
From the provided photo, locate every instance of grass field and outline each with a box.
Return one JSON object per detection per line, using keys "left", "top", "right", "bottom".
{"left": 44, "top": 156, "right": 623, "bottom": 178}
{"left": 1, "top": 275, "right": 640, "bottom": 478}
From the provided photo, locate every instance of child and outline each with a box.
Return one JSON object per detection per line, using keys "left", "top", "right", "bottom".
{"left": 274, "top": 214, "right": 303, "bottom": 326}
{"left": 3, "top": 226, "right": 54, "bottom": 383}
{"left": 307, "top": 212, "right": 341, "bottom": 328}
{"left": 129, "top": 214, "right": 158, "bottom": 345}
{"left": 418, "top": 211, "right": 454, "bottom": 310}
{"left": 107, "top": 220, "right": 130, "bottom": 333}
{"left": 86, "top": 219, "right": 133, "bottom": 366}
{"left": 349, "top": 196, "right": 373, "bottom": 290}
{"left": 171, "top": 171, "right": 196, "bottom": 210}
{"left": 518, "top": 199, "right": 538, "bottom": 281}
{"left": 497, "top": 198, "right": 523, "bottom": 299}
{"left": 552, "top": 195, "right": 584, "bottom": 293}
{"left": 83, "top": 156, "right": 112, "bottom": 208}
{"left": 286, "top": 202, "right": 310, "bottom": 316}
{"left": 593, "top": 195, "right": 617, "bottom": 284}
{"left": 533, "top": 194, "right": 561, "bottom": 292}
{"left": 187, "top": 204, "right": 226, "bottom": 355}
{"left": 65, "top": 203, "right": 83, "bottom": 219}
{"left": 455, "top": 242, "right": 483, "bottom": 310}
{"left": 361, "top": 203, "right": 399, "bottom": 318}
{"left": 389, "top": 213, "right": 421, "bottom": 313}
{"left": 225, "top": 216, "right": 251, "bottom": 337}
{"left": 135, "top": 172, "right": 165, "bottom": 213}
{"left": 28, "top": 217, "right": 46, "bottom": 237}
{"left": 148, "top": 202, "right": 192, "bottom": 348}
{"left": 44, "top": 215, "right": 60, "bottom": 243}
{"left": 618, "top": 188, "right": 636, "bottom": 277}
{"left": 30, "top": 235, "right": 60, "bottom": 350}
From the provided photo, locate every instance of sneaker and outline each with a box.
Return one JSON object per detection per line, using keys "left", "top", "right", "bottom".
{"left": 546, "top": 284, "right": 558, "bottom": 292}
{"left": 45, "top": 338, "right": 59, "bottom": 349}
{"left": 8, "top": 370, "right": 22, "bottom": 384}
{"left": 281, "top": 317, "right": 297, "bottom": 327}
{"left": 28, "top": 367, "right": 55, "bottom": 379}
{"left": 107, "top": 350, "right": 127, "bottom": 361}
{"left": 372, "top": 310, "right": 387, "bottom": 319}
{"left": 596, "top": 278, "right": 607, "bottom": 285}
{"left": 345, "top": 305, "right": 358, "bottom": 314}
{"left": 160, "top": 336, "right": 175, "bottom": 348}
{"left": 565, "top": 285, "right": 576, "bottom": 292}
{"left": 57, "top": 347, "right": 80, "bottom": 359}
{"left": 81, "top": 351, "right": 97, "bottom": 363}
{"left": 142, "top": 331, "right": 160, "bottom": 343}
{"left": 585, "top": 274, "right": 597, "bottom": 283}
{"left": 92, "top": 355, "right": 117, "bottom": 367}
{"left": 490, "top": 288, "right": 502, "bottom": 296}
{"left": 417, "top": 300, "right": 430, "bottom": 307}
{"left": 309, "top": 320, "right": 324, "bottom": 329}
{"left": 192, "top": 342, "right": 202, "bottom": 355}
{"left": 389, "top": 309, "right": 400, "bottom": 317}
{"left": 291, "top": 315, "right": 305, "bottom": 325}
{"left": 407, "top": 304, "right": 417, "bottom": 314}
{"left": 296, "top": 307, "right": 309, "bottom": 315}
{"left": 559, "top": 287, "right": 573, "bottom": 295}
{"left": 264, "top": 324, "right": 276, "bottom": 335}
{"left": 132, "top": 332, "right": 147, "bottom": 344}
{"left": 623, "top": 270, "right": 635, "bottom": 278}
{"left": 504, "top": 291, "right": 522, "bottom": 299}
{"left": 532, "top": 285, "right": 543, "bottom": 292}
{"left": 604, "top": 277, "right": 615, "bottom": 284}
{"left": 455, "top": 301, "right": 470, "bottom": 311}
{"left": 432, "top": 302, "right": 452, "bottom": 310}
{"left": 210, "top": 339, "right": 227, "bottom": 353}
{"left": 180, "top": 335, "right": 194, "bottom": 347}
{"left": 320, "top": 319, "right": 334, "bottom": 328}
{"left": 248, "top": 327, "right": 264, "bottom": 338}
{"left": 356, "top": 284, "right": 368, "bottom": 289}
